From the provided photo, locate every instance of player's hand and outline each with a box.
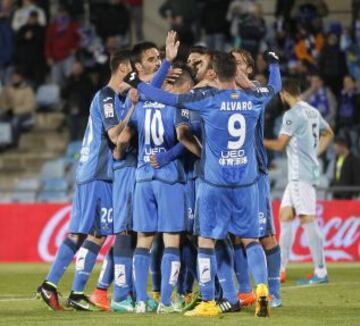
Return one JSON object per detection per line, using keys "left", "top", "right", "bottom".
{"left": 165, "top": 30, "right": 180, "bottom": 62}
{"left": 149, "top": 154, "right": 161, "bottom": 168}
{"left": 123, "top": 71, "right": 142, "bottom": 88}
{"left": 129, "top": 88, "right": 139, "bottom": 105}
{"left": 164, "top": 68, "right": 182, "bottom": 85}
{"left": 113, "top": 148, "right": 121, "bottom": 160}
{"left": 264, "top": 51, "right": 280, "bottom": 65}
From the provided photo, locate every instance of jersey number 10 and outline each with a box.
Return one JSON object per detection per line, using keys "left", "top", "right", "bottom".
{"left": 144, "top": 109, "right": 165, "bottom": 146}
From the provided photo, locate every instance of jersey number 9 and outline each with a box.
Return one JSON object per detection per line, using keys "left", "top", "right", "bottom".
{"left": 228, "top": 113, "right": 246, "bottom": 150}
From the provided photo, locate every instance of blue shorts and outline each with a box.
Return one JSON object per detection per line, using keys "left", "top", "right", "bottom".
{"left": 197, "top": 180, "right": 259, "bottom": 240}
{"left": 133, "top": 180, "right": 186, "bottom": 233}
{"left": 113, "top": 167, "right": 136, "bottom": 233}
{"left": 258, "top": 173, "right": 275, "bottom": 238}
{"left": 69, "top": 180, "right": 113, "bottom": 236}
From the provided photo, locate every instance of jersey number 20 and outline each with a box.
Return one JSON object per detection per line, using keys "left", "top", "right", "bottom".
{"left": 144, "top": 109, "right": 164, "bottom": 146}
{"left": 228, "top": 113, "right": 246, "bottom": 149}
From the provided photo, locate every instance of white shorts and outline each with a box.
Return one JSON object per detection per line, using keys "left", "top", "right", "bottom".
{"left": 280, "top": 181, "right": 316, "bottom": 216}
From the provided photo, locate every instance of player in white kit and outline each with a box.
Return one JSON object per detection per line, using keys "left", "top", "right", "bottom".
{"left": 264, "top": 78, "right": 334, "bottom": 285}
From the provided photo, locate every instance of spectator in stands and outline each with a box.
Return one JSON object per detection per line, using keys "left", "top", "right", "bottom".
{"left": 45, "top": 5, "right": 79, "bottom": 87}
{"left": 201, "top": 0, "right": 230, "bottom": 51}
{"left": 237, "top": 2, "right": 266, "bottom": 58}
{"left": 12, "top": 0, "right": 46, "bottom": 32}
{"left": 62, "top": 60, "right": 94, "bottom": 141}
{"left": 275, "top": 0, "right": 295, "bottom": 21}
{"left": 302, "top": 74, "right": 337, "bottom": 127}
{"left": 90, "top": 0, "right": 130, "bottom": 48}
{"left": 291, "top": 0, "right": 328, "bottom": 32}
{"left": 14, "top": 10, "right": 46, "bottom": 87}
{"left": 159, "top": 0, "right": 196, "bottom": 46}
{"left": 59, "top": 0, "right": 85, "bottom": 19}
{"left": 128, "top": 0, "right": 144, "bottom": 42}
{"left": 0, "top": 1, "right": 13, "bottom": 84}
{"left": 0, "top": 68, "right": 35, "bottom": 145}
{"left": 226, "top": 0, "right": 245, "bottom": 47}
{"left": 318, "top": 32, "right": 348, "bottom": 96}
{"left": 337, "top": 75, "right": 360, "bottom": 129}
{"left": 331, "top": 135, "right": 360, "bottom": 199}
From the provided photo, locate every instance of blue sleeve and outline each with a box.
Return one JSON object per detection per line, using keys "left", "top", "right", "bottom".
{"left": 150, "top": 60, "right": 171, "bottom": 88}
{"left": 98, "top": 89, "right": 119, "bottom": 131}
{"left": 155, "top": 142, "right": 187, "bottom": 167}
{"left": 268, "top": 64, "right": 282, "bottom": 94}
{"left": 137, "top": 83, "right": 216, "bottom": 112}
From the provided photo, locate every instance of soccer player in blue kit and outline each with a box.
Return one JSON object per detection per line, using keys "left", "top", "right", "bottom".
{"left": 125, "top": 51, "right": 281, "bottom": 317}
{"left": 231, "top": 48, "right": 282, "bottom": 308}
{"left": 37, "top": 50, "right": 133, "bottom": 311}
{"left": 116, "top": 66, "right": 200, "bottom": 314}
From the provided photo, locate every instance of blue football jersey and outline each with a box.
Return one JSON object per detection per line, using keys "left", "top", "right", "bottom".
{"left": 113, "top": 92, "right": 137, "bottom": 170}
{"left": 176, "top": 88, "right": 274, "bottom": 187}
{"left": 76, "top": 86, "right": 118, "bottom": 184}
{"left": 129, "top": 100, "right": 188, "bottom": 184}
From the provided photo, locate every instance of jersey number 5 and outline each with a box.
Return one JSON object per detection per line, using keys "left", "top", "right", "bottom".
{"left": 144, "top": 109, "right": 164, "bottom": 146}
{"left": 228, "top": 113, "right": 246, "bottom": 150}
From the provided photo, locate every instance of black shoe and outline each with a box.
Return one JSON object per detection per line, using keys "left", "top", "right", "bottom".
{"left": 217, "top": 298, "right": 241, "bottom": 313}
{"left": 66, "top": 292, "right": 101, "bottom": 311}
{"left": 37, "top": 281, "right": 64, "bottom": 311}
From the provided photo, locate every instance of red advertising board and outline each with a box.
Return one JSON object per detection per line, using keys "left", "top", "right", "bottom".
{"left": 0, "top": 201, "right": 359, "bottom": 262}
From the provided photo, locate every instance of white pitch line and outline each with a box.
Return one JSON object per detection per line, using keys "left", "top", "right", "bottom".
{"left": 0, "top": 297, "right": 36, "bottom": 302}
{"left": 282, "top": 281, "right": 360, "bottom": 290}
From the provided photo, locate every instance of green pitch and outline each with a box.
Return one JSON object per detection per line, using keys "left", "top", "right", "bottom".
{"left": 0, "top": 263, "right": 359, "bottom": 325}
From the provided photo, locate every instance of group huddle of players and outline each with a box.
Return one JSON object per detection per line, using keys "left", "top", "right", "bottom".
{"left": 36, "top": 31, "right": 333, "bottom": 318}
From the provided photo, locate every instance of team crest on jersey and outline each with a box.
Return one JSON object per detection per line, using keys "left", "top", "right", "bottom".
{"left": 230, "top": 93, "right": 240, "bottom": 99}
{"left": 181, "top": 109, "right": 190, "bottom": 118}
{"left": 104, "top": 102, "right": 114, "bottom": 118}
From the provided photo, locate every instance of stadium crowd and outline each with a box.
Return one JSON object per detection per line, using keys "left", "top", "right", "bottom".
{"left": 0, "top": 0, "right": 359, "bottom": 195}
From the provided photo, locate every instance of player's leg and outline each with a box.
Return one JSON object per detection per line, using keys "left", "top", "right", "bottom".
{"left": 260, "top": 235, "right": 281, "bottom": 308}
{"left": 150, "top": 233, "right": 163, "bottom": 302}
{"left": 232, "top": 236, "right": 256, "bottom": 307}
{"left": 291, "top": 181, "right": 328, "bottom": 285}
{"left": 132, "top": 181, "right": 158, "bottom": 313}
{"left": 215, "top": 238, "right": 240, "bottom": 312}
{"left": 111, "top": 167, "right": 137, "bottom": 312}
{"left": 185, "top": 182, "right": 229, "bottom": 317}
{"left": 279, "top": 183, "right": 296, "bottom": 282}
{"left": 37, "top": 232, "right": 85, "bottom": 311}
{"left": 67, "top": 180, "right": 113, "bottom": 311}
{"left": 156, "top": 181, "right": 185, "bottom": 314}
{"left": 89, "top": 246, "right": 114, "bottom": 310}
{"left": 37, "top": 184, "right": 86, "bottom": 311}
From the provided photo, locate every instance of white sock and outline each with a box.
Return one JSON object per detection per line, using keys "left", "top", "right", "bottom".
{"left": 303, "top": 221, "right": 327, "bottom": 277}
{"left": 280, "top": 221, "right": 294, "bottom": 272}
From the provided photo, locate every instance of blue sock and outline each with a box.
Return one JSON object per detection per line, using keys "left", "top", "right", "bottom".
{"left": 72, "top": 240, "right": 101, "bottom": 293}
{"left": 197, "top": 248, "right": 217, "bottom": 301}
{"left": 215, "top": 240, "right": 237, "bottom": 304}
{"left": 180, "top": 237, "right": 197, "bottom": 294}
{"left": 177, "top": 259, "right": 186, "bottom": 295}
{"left": 265, "top": 245, "right": 281, "bottom": 298}
{"left": 160, "top": 248, "right": 181, "bottom": 306}
{"left": 246, "top": 242, "right": 268, "bottom": 285}
{"left": 133, "top": 248, "right": 150, "bottom": 302}
{"left": 234, "top": 244, "right": 252, "bottom": 293}
{"left": 97, "top": 247, "right": 114, "bottom": 290}
{"left": 46, "top": 237, "right": 79, "bottom": 286}
{"left": 113, "top": 234, "right": 134, "bottom": 302}
{"left": 150, "top": 235, "right": 163, "bottom": 292}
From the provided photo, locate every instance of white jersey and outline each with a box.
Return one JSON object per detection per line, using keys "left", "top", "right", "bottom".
{"left": 279, "top": 101, "right": 329, "bottom": 185}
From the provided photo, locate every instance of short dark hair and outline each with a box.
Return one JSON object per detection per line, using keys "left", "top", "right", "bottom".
{"left": 109, "top": 49, "right": 131, "bottom": 73}
{"left": 131, "top": 41, "right": 158, "bottom": 66}
{"left": 187, "top": 45, "right": 208, "bottom": 57}
{"left": 282, "top": 78, "right": 301, "bottom": 96}
{"left": 172, "top": 62, "right": 195, "bottom": 87}
{"left": 213, "top": 52, "right": 237, "bottom": 82}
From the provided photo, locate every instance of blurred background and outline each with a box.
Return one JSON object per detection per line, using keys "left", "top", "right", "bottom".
{"left": 0, "top": 0, "right": 359, "bottom": 204}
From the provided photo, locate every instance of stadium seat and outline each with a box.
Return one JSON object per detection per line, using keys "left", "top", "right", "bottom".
{"left": 11, "top": 191, "right": 37, "bottom": 203}
{"left": 14, "top": 177, "right": 41, "bottom": 192}
{"left": 40, "top": 159, "right": 66, "bottom": 180}
{"left": 64, "top": 141, "right": 82, "bottom": 165}
{"left": 42, "top": 178, "right": 68, "bottom": 192}
{"left": 35, "top": 84, "right": 61, "bottom": 111}
{"left": 37, "top": 191, "right": 69, "bottom": 202}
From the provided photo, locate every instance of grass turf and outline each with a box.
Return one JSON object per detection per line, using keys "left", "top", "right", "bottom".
{"left": 0, "top": 263, "right": 359, "bottom": 325}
